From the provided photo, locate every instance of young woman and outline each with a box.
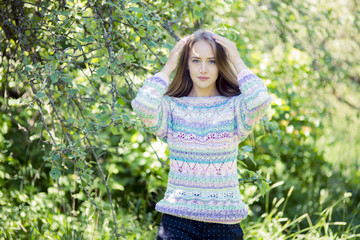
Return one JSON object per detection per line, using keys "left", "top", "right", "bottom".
{"left": 131, "top": 29, "right": 272, "bottom": 240}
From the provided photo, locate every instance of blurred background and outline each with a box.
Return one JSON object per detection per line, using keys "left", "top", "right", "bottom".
{"left": 0, "top": 0, "right": 359, "bottom": 239}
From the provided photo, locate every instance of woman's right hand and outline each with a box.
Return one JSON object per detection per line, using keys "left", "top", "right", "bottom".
{"left": 160, "top": 36, "right": 190, "bottom": 77}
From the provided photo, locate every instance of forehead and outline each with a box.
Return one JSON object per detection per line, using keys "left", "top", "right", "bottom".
{"left": 189, "top": 40, "right": 214, "bottom": 58}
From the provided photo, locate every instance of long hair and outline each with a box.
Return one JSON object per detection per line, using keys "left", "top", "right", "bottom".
{"left": 164, "top": 29, "right": 241, "bottom": 97}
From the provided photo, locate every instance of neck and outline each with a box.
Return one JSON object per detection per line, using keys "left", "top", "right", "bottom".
{"left": 187, "top": 87, "right": 220, "bottom": 97}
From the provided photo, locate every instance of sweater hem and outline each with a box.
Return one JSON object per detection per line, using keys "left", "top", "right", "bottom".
{"left": 155, "top": 204, "right": 248, "bottom": 225}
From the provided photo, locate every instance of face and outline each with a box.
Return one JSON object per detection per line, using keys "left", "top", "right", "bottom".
{"left": 187, "top": 40, "right": 219, "bottom": 94}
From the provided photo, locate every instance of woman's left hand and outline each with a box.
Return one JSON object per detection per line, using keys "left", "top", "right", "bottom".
{"left": 211, "top": 33, "right": 246, "bottom": 72}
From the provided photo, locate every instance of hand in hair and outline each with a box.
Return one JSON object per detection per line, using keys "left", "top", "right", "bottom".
{"left": 211, "top": 33, "right": 247, "bottom": 74}
{"left": 160, "top": 36, "right": 190, "bottom": 78}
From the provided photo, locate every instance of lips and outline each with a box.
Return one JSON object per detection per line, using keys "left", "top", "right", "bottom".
{"left": 198, "top": 76, "right": 209, "bottom": 81}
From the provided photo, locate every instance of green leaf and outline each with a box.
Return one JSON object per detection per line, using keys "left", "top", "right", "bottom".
{"left": 124, "top": 54, "right": 135, "bottom": 62}
{"left": 50, "top": 168, "right": 61, "bottom": 180}
{"left": 106, "top": 1, "right": 118, "bottom": 7}
{"left": 25, "top": 64, "right": 34, "bottom": 71}
{"left": 52, "top": 154, "right": 61, "bottom": 161}
{"left": 68, "top": 89, "right": 78, "bottom": 96}
{"left": 77, "top": 160, "right": 85, "bottom": 170}
{"left": 50, "top": 72, "right": 59, "bottom": 84}
{"left": 81, "top": 172, "right": 91, "bottom": 183}
{"left": 59, "top": 11, "right": 69, "bottom": 17}
{"left": 112, "top": 182, "right": 124, "bottom": 191}
{"left": 62, "top": 75, "right": 73, "bottom": 83}
{"left": 67, "top": 118, "right": 75, "bottom": 124}
{"left": 194, "top": 9, "right": 204, "bottom": 20}
{"left": 129, "top": 7, "right": 142, "bottom": 12}
{"left": 122, "top": 114, "right": 130, "bottom": 123}
{"left": 99, "top": 104, "right": 110, "bottom": 112}
{"left": 110, "top": 125, "right": 122, "bottom": 135}
{"left": 149, "top": 40, "right": 158, "bottom": 48}
{"left": 97, "top": 67, "right": 108, "bottom": 77}
{"left": 257, "top": 182, "right": 270, "bottom": 196}
{"left": 80, "top": 36, "right": 94, "bottom": 43}
{"left": 96, "top": 113, "right": 111, "bottom": 123}
{"left": 138, "top": 28, "right": 146, "bottom": 38}
{"left": 35, "top": 92, "right": 46, "bottom": 99}
{"left": 77, "top": 84, "right": 87, "bottom": 90}
{"left": 238, "top": 160, "right": 247, "bottom": 168}
{"left": 248, "top": 154, "right": 257, "bottom": 166}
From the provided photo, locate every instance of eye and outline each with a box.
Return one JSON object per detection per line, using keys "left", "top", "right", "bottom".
{"left": 192, "top": 59, "right": 199, "bottom": 63}
{"left": 209, "top": 60, "right": 216, "bottom": 64}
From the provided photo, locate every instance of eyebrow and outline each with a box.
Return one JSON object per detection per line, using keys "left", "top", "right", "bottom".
{"left": 191, "top": 56, "right": 215, "bottom": 59}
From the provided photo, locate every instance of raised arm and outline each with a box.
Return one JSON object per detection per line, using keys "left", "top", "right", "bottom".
{"left": 130, "top": 36, "right": 190, "bottom": 143}
{"left": 211, "top": 33, "right": 272, "bottom": 141}
{"left": 131, "top": 73, "right": 170, "bottom": 142}
{"left": 233, "top": 67, "right": 272, "bottom": 141}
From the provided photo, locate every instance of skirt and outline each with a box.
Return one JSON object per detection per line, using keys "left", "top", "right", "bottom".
{"left": 157, "top": 213, "right": 244, "bottom": 240}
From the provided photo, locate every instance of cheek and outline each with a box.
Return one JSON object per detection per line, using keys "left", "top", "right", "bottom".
{"left": 188, "top": 63, "right": 197, "bottom": 73}
{"left": 211, "top": 65, "right": 219, "bottom": 74}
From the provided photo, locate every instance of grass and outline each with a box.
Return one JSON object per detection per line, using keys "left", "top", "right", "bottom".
{"left": 242, "top": 189, "right": 359, "bottom": 239}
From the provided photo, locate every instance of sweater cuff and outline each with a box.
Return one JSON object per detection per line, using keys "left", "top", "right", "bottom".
{"left": 154, "top": 72, "right": 170, "bottom": 85}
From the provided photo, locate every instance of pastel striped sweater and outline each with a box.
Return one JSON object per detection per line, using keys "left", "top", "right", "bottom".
{"left": 131, "top": 67, "right": 272, "bottom": 224}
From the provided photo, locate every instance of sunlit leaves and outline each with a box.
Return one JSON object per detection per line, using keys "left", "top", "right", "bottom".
{"left": 238, "top": 168, "right": 271, "bottom": 197}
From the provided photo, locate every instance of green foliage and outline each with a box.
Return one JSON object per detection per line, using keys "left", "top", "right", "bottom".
{"left": 243, "top": 188, "right": 360, "bottom": 239}
{"left": 0, "top": 0, "right": 359, "bottom": 239}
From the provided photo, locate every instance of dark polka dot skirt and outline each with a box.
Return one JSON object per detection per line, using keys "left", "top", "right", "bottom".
{"left": 157, "top": 214, "right": 244, "bottom": 240}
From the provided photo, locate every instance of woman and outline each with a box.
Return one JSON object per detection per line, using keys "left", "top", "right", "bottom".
{"left": 131, "top": 29, "right": 272, "bottom": 240}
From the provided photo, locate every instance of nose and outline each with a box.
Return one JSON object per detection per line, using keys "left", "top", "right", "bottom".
{"left": 200, "top": 62, "right": 207, "bottom": 74}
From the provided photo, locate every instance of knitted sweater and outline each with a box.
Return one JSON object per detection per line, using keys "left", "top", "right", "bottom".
{"left": 131, "top": 67, "right": 272, "bottom": 224}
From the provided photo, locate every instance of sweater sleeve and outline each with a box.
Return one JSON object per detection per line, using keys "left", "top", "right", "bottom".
{"left": 234, "top": 67, "right": 272, "bottom": 142}
{"left": 130, "top": 72, "right": 170, "bottom": 143}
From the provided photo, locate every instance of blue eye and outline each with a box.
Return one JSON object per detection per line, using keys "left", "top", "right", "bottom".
{"left": 209, "top": 60, "right": 216, "bottom": 64}
{"left": 192, "top": 59, "right": 199, "bottom": 63}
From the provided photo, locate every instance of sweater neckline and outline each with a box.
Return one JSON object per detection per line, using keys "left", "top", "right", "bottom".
{"left": 165, "top": 95, "right": 230, "bottom": 107}
{"left": 180, "top": 95, "right": 226, "bottom": 99}
{"left": 168, "top": 95, "right": 228, "bottom": 101}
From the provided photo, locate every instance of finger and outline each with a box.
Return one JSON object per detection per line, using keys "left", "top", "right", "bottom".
{"left": 212, "top": 33, "right": 233, "bottom": 45}
{"left": 180, "top": 36, "right": 190, "bottom": 44}
{"left": 174, "top": 41, "right": 187, "bottom": 52}
{"left": 172, "top": 39, "right": 186, "bottom": 50}
{"left": 211, "top": 33, "right": 224, "bottom": 40}
{"left": 212, "top": 32, "right": 226, "bottom": 39}
{"left": 173, "top": 38, "right": 188, "bottom": 50}
{"left": 214, "top": 36, "right": 232, "bottom": 46}
{"left": 213, "top": 38, "right": 232, "bottom": 50}
{"left": 171, "top": 38, "right": 188, "bottom": 55}
{"left": 213, "top": 34, "right": 236, "bottom": 47}
{"left": 213, "top": 39, "right": 235, "bottom": 59}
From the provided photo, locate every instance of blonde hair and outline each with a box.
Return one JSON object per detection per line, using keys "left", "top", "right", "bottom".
{"left": 164, "top": 29, "right": 241, "bottom": 97}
